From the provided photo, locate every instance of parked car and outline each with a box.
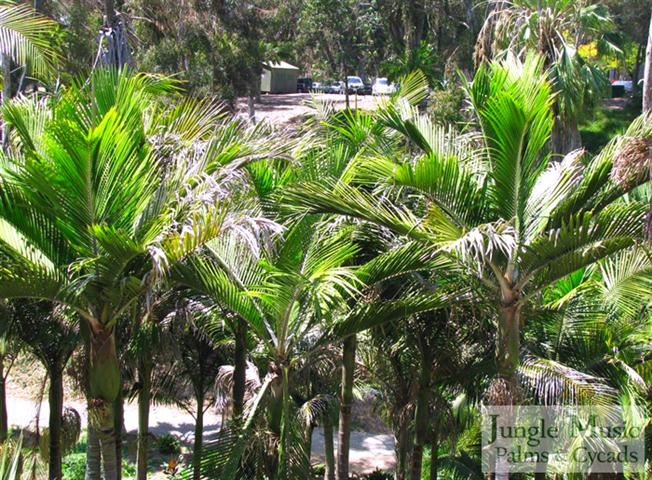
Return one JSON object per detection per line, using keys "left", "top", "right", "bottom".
{"left": 372, "top": 77, "right": 396, "bottom": 95}
{"left": 311, "top": 81, "right": 323, "bottom": 92}
{"left": 297, "top": 77, "right": 313, "bottom": 93}
{"left": 611, "top": 79, "right": 633, "bottom": 93}
{"left": 363, "top": 81, "right": 372, "bottom": 95}
{"left": 325, "top": 81, "right": 344, "bottom": 94}
{"left": 346, "top": 76, "right": 365, "bottom": 94}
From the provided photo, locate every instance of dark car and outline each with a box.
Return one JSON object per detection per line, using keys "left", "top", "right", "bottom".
{"left": 362, "top": 82, "right": 372, "bottom": 95}
{"left": 297, "top": 77, "right": 312, "bottom": 93}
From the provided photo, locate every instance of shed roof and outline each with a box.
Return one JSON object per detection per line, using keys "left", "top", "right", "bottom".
{"left": 263, "top": 61, "right": 299, "bottom": 71}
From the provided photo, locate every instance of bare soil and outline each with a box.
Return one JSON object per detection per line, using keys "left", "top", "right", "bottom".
{"left": 235, "top": 92, "right": 385, "bottom": 127}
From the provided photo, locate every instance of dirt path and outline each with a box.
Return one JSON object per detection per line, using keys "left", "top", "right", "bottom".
{"left": 235, "top": 92, "right": 385, "bottom": 127}
{"left": 7, "top": 395, "right": 395, "bottom": 474}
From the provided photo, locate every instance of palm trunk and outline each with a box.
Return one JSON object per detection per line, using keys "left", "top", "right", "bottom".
{"left": 336, "top": 334, "right": 356, "bottom": 480}
{"left": 192, "top": 392, "right": 205, "bottom": 480}
{"left": 136, "top": 358, "right": 152, "bottom": 480}
{"left": 410, "top": 361, "right": 431, "bottom": 480}
{"left": 323, "top": 419, "right": 335, "bottom": 480}
{"left": 100, "top": 427, "right": 119, "bottom": 480}
{"left": 232, "top": 319, "right": 247, "bottom": 420}
{"left": 88, "top": 327, "right": 120, "bottom": 480}
{"left": 0, "top": 358, "right": 7, "bottom": 443}
{"left": 114, "top": 392, "right": 124, "bottom": 480}
{"left": 491, "top": 300, "right": 521, "bottom": 480}
{"left": 395, "top": 417, "right": 410, "bottom": 480}
{"left": 551, "top": 116, "right": 581, "bottom": 155}
{"left": 277, "top": 366, "right": 291, "bottom": 480}
{"left": 429, "top": 426, "right": 439, "bottom": 480}
{"left": 2, "top": 53, "right": 11, "bottom": 152}
{"left": 497, "top": 303, "right": 520, "bottom": 386}
{"left": 48, "top": 366, "right": 64, "bottom": 480}
{"left": 85, "top": 425, "right": 102, "bottom": 480}
{"left": 643, "top": 10, "right": 652, "bottom": 112}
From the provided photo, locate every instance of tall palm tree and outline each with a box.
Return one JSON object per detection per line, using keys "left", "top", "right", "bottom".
{"left": 284, "top": 54, "right": 650, "bottom": 409}
{"left": 0, "top": 69, "right": 271, "bottom": 479}
{"left": 476, "top": 0, "right": 617, "bottom": 153}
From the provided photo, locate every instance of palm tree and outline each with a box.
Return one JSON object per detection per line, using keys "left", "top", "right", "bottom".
{"left": 13, "top": 301, "right": 79, "bottom": 480}
{"left": 0, "top": 1, "right": 58, "bottom": 148}
{"left": 0, "top": 69, "right": 268, "bottom": 479}
{"left": 284, "top": 54, "right": 650, "bottom": 410}
{"left": 476, "top": 0, "right": 617, "bottom": 153}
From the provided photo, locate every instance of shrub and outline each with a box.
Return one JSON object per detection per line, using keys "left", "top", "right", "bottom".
{"left": 426, "top": 82, "right": 467, "bottom": 127}
{"left": 156, "top": 434, "right": 181, "bottom": 455}
{"left": 62, "top": 452, "right": 137, "bottom": 480}
{"left": 362, "top": 468, "right": 394, "bottom": 480}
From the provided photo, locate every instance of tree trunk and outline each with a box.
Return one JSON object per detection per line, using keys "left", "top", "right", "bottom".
{"left": 192, "top": 393, "right": 205, "bottom": 480}
{"left": 644, "top": 9, "right": 652, "bottom": 112}
{"left": 232, "top": 319, "right": 247, "bottom": 420}
{"left": 2, "top": 53, "right": 11, "bottom": 152}
{"left": 551, "top": 116, "right": 582, "bottom": 156}
{"left": 323, "top": 419, "right": 335, "bottom": 480}
{"left": 100, "top": 427, "right": 119, "bottom": 480}
{"left": 0, "top": 358, "right": 7, "bottom": 443}
{"left": 277, "top": 366, "right": 291, "bottom": 479}
{"left": 88, "top": 327, "right": 120, "bottom": 480}
{"left": 410, "top": 361, "right": 431, "bottom": 480}
{"left": 429, "top": 427, "right": 439, "bottom": 480}
{"left": 395, "top": 417, "right": 410, "bottom": 480}
{"left": 114, "top": 392, "right": 124, "bottom": 480}
{"left": 85, "top": 425, "right": 102, "bottom": 480}
{"left": 336, "top": 334, "right": 356, "bottom": 480}
{"left": 496, "top": 303, "right": 521, "bottom": 385}
{"left": 48, "top": 366, "right": 64, "bottom": 480}
{"left": 136, "top": 358, "right": 152, "bottom": 480}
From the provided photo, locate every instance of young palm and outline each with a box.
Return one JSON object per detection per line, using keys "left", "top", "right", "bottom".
{"left": 0, "top": 69, "right": 273, "bottom": 479}
{"left": 284, "top": 55, "right": 650, "bottom": 403}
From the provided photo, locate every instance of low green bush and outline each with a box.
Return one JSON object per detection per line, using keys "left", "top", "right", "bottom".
{"left": 156, "top": 434, "right": 181, "bottom": 455}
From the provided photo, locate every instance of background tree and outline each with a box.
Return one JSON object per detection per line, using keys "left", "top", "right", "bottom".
{"left": 13, "top": 301, "right": 79, "bottom": 480}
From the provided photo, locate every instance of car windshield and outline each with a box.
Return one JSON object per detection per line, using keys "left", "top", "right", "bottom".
{"left": 347, "top": 77, "right": 363, "bottom": 84}
{"left": 377, "top": 78, "right": 388, "bottom": 85}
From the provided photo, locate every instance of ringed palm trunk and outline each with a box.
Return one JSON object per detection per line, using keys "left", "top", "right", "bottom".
{"left": 323, "top": 419, "right": 335, "bottom": 480}
{"left": 48, "top": 365, "right": 64, "bottom": 480}
{"left": 410, "top": 360, "right": 431, "bottom": 480}
{"left": 0, "top": 358, "right": 7, "bottom": 443}
{"left": 496, "top": 301, "right": 521, "bottom": 389}
{"left": 336, "top": 334, "right": 356, "bottom": 480}
{"left": 114, "top": 391, "right": 124, "bottom": 480}
{"left": 85, "top": 422, "right": 101, "bottom": 480}
{"left": 491, "top": 295, "right": 522, "bottom": 480}
{"left": 232, "top": 319, "right": 247, "bottom": 420}
{"left": 87, "top": 326, "right": 121, "bottom": 480}
{"left": 395, "top": 415, "right": 410, "bottom": 480}
{"left": 277, "top": 366, "right": 291, "bottom": 480}
{"left": 192, "top": 390, "right": 205, "bottom": 480}
{"left": 429, "top": 420, "right": 439, "bottom": 480}
{"left": 136, "top": 358, "right": 152, "bottom": 480}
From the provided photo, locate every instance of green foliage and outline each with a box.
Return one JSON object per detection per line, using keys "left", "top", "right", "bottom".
{"left": 62, "top": 452, "right": 136, "bottom": 480}
{"left": 426, "top": 82, "right": 468, "bottom": 126}
{"left": 362, "top": 468, "right": 394, "bottom": 480}
{"left": 579, "top": 102, "right": 641, "bottom": 153}
{"left": 156, "top": 434, "right": 181, "bottom": 456}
